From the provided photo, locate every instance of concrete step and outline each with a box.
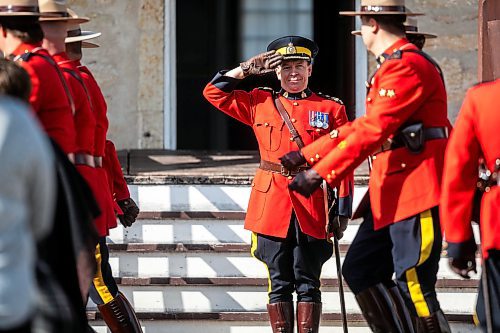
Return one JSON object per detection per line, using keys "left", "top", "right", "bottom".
{"left": 108, "top": 212, "right": 480, "bottom": 247}
{"left": 89, "top": 312, "right": 480, "bottom": 333}
{"left": 106, "top": 242, "right": 481, "bottom": 280}
{"left": 129, "top": 184, "right": 368, "bottom": 212}
{"left": 86, "top": 282, "right": 477, "bottom": 314}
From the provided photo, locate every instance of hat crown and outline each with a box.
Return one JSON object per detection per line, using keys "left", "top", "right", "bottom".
{"left": 404, "top": 15, "right": 417, "bottom": 29}
{"left": 38, "top": 0, "right": 67, "bottom": 14}
{"left": 361, "top": 0, "right": 405, "bottom": 6}
{"left": 267, "top": 35, "right": 319, "bottom": 61}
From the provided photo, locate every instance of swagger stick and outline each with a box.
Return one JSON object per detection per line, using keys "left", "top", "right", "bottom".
{"left": 323, "top": 180, "right": 348, "bottom": 332}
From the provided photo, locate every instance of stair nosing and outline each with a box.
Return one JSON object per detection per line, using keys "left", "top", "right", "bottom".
{"left": 87, "top": 310, "right": 473, "bottom": 323}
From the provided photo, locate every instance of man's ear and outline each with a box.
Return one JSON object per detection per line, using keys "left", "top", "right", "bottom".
{"left": 368, "top": 17, "right": 379, "bottom": 34}
{"left": 307, "top": 63, "right": 312, "bottom": 77}
{"left": 275, "top": 66, "right": 281, "bottom": 80}
{"left": 0, "top": 26, "right": 6, "bottom": 38}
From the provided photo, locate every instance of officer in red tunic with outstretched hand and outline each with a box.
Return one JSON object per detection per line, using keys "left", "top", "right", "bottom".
{"left": 203, "top": 36, "right": 353, "bottom": 333}
{"left": 281, "top": 1, "right": 452, "bottom": 332}
{"left": 440, "top": 79, "right": 500, "bottom": 332}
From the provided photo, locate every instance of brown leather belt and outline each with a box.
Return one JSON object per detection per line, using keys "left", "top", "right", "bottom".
{"left": 259, "top": 160, "right": 309, "bottom": 177}
{"left": 74, "top": 153, "right": 95, "bottom": 167}
{"left": 94, "top": 156, "right": 103, "bottom": 168}
{"left": 373, "top": 127, "right": 448, "bottom": 155}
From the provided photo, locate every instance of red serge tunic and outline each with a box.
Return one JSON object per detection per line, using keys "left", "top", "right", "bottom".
{"left": 203, "top": 73, "right": 353, "bottom": 239}
{"left": 11, "top": 43, "right": 76, "bottom": 154}
{"left": 301, "top": 39, "right": 450, "bottom": 230}
{"left": 53, "top": 53, "right": 95, "bottom": 155}
{"left": 54, "top": 53, "right": 115, "bottom": 236}
{"left": 440, "top": 80, "right": 500, "bottom": 259}
{"left": 73, "top": 61, "right": 121, "bottom": 236}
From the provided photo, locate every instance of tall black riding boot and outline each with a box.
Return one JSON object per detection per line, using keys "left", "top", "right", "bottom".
{"left": 267, "top": 302, "right": 294, "bottom": 333}
{"left": 387, "top": 284, "right": 416, "bottom": 333}
{"left": 415, "top": 310, "right": 451, "bottom": 333}
{"left": 356, "top": 283, "right": 415, "bottom": 333}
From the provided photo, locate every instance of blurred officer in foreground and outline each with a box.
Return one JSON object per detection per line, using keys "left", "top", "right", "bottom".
{"left": 204, "top": 36, "right": 353, "bottom": 333}
{"left": 64, "top": 12, "right": 142, "bottom": 333}
{"left": 0, "top": 59, "right": 55, "bottom": 333}
{"left": 282, "top": 0, "right": 452, "bottom": 331}
{"left": 440, "top": 79, "right": 500, "bottom": 332}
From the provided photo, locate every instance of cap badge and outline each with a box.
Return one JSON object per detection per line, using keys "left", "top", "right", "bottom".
{"left": 287, "top": 42, "right": 297, "bottom": 54}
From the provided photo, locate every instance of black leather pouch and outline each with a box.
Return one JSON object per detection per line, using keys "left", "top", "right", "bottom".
{"left": 400, "top": 122, "right": 424, "bottom": 154}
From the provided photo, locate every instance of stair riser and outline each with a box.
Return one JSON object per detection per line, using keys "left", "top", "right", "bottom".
{"left": 108, "top": 222, "right": 359, "bottom": 244}
{"left": 130, "top": 185, "right": 368, "bottom": 212}
{"left": 87, "top": 286, "right": 477, "bottom": 314}
{"left": 109, "top": 253, "right": 481, "bottom": 280}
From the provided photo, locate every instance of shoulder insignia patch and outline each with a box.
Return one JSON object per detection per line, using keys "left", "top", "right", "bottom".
{"left": 388, "top": 50, "right": 403, "bottom": 60}
{"left": 317, "top": 92, "right": 344, "bottom": 105}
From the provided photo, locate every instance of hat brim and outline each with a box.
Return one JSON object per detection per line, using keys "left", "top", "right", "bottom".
{"left": 40, "top": 16, "right": 89, "bottom": 24}
{"left": 65, "top": 31, "right": 101, "bottom": 44}
{"left": 351, "top": 30, "right": 437, "bottom": 39}
{"left": 340, "top": 11, "right": 423, "bottom": 16}
{"left": 82, "top": 41, "right": 99, "bottom": 48}
{"left": 406, "top": 31, "right": 437, "bottom": 39}
{"left": 0, "top": 12, "right": 40, "bottom": 16}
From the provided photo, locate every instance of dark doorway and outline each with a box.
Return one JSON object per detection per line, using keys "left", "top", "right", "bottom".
{"left": 311, "top": 1, "right": 356, "bottom": 120}
{"left": 176, "top": 0, "right": 355, "bottom": 150}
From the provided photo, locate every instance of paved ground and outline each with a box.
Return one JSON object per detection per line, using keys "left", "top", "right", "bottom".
{"left": 119, "top": 150, "right": 370, "bottom": 185}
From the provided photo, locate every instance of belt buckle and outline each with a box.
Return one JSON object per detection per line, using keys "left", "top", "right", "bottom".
{"left": 280, "top": 165, "right": 291, "bottom": 177}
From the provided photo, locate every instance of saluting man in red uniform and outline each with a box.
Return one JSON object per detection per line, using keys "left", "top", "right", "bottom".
{"left": 281, "top": 1, "right": 452, "bottom": 332}
{"left": 204, "top": 36, "right": 353, "bottom": 333}
{"left": 440, "top": 79, "right": 500, "bottom": 332}
{"left": 0, "top": 0, "right": 77, "bottom": 159}
{"left": 64, "top": 14, "right": 142, "bottom": 333}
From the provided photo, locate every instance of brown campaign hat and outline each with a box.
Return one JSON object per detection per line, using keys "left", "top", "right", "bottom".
{"left": 340, "top": 0, "right": 422, "bottom": 16}
{"left": 351, "top": 15, "right": 436, "bottom": 38}
{"left": 404, "top": 16, "right": 436, "bottom": 38}
{"left": 39, "top": 0, "right": 89, "bottom": 23}
{"left": 65, "top": 9, "right": 101, "bottom": 47}
{"left": 0, "top": 0, "right": 40, "bottom": 16}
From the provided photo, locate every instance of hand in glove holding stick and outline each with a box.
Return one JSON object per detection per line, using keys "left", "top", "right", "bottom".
{"left": 327, "top": 215, "right": 349, "bottom": 240}
{"left": 117, "top": 198, "right": 140, "bottom": 228}
{"left": 240, "top": 51, "right": 283, "bottom": 77}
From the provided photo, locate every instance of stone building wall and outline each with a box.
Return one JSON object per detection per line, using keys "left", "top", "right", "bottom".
{"left": 368, "top": 1, "right": 478, "bottom": 123}
{"left": 70, "top": 0, "right": 165, "bottom": 149}
{"left": 69, "top": 0, "right": 477, "bottom": 149}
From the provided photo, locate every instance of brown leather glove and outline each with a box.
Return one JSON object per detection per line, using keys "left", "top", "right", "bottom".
{"left": 117, "top": 198, "right": 139, "bottom": 227}
{"left": 279, "top": 150, "right": 306, "bottom": 169}
{"left": 240, "top": 51, "right": 283, "bottom": 77}
{"left": 288, "top": 169, "right": 323, "bottom": 198}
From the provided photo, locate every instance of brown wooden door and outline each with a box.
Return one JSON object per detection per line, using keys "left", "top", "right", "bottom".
{"left": 479, "top": 0, "right": 500, "bottom": 82}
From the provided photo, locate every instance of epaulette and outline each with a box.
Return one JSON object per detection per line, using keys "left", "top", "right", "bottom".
{"left": 317, "top": 92, "right": 344, "bottom": 105}
{"left": 258, "top": 87, "right": 275, "bottom": 94}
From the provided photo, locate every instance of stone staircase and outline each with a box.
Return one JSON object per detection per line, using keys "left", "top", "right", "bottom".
{"left": 88, "top": 186, "right": 481, "bottom": 333}
{"left": 88, "top": 151, "right": 481, "bottom": 332}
